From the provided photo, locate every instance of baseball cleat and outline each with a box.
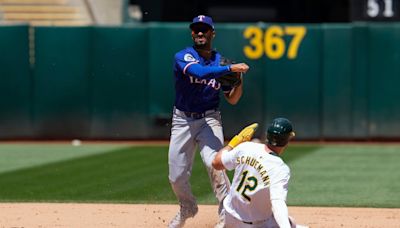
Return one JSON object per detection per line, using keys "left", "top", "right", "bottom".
{"left": 296, "top": 225, "right": 310, "bottom": 228}
{"left": 168, "top": 204, "right": 198, "bottom": 228}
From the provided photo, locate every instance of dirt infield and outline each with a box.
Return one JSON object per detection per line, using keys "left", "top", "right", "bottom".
{"left": 0, "top": 203, "right": 399, "bottom": 228}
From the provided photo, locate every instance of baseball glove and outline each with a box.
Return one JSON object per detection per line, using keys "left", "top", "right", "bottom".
{"left": 218, "top": 56, "right": 242, "bottom": 88}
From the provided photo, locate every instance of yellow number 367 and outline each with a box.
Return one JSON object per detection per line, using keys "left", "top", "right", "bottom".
{"left": 243, "top": 25, "right": 306, "bottom": 60}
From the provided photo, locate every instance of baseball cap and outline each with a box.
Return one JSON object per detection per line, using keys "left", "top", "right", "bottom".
{"left": 190, "top": 15, "right": 214, "bottom": 30}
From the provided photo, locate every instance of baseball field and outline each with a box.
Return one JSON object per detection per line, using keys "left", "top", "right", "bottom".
{"left": 0, "top": 142, "right": 399, "bottom": 227}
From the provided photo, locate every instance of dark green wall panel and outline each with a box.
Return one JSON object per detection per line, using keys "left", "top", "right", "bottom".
{"left": 264, "top": 25, "right": 322, "bottom": 139}
{"left": 368, "top": 23, "right": 400, "bottom": 137}
{"left": 351, "top": 23, "right": 369, "bottom": 138}
{"left": 33, "top": 27, "right": 92, "bottom": 138}
{"left": 321, "top": 25, "right": 353, "bottom": 138}
{"left": 0, "top": 25, "right": 32, "bottom": 138}
{"left": 89, "top": 26, "right": 149, "bottom": 139}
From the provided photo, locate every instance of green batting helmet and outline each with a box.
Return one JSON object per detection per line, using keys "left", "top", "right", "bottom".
{"left": 266, "top": 117, "right": 295, "bottom": 147}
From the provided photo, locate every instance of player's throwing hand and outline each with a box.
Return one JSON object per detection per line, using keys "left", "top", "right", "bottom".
{"left": 230, "top": 63, "right": 249, "bottom": 73}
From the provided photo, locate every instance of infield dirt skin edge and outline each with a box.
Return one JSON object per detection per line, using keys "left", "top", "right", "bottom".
{"left": 0, "top": 203, "right": 399, "bottom": 228}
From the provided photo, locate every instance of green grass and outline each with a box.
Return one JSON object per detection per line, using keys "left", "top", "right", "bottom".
{"left": 285, "top": 144, "right": 400, "bottom": 208}
{"left": 0, "top": 143, "right": 399, "bottom": 208}
{"left": 0, "top": 144, "right": 130, "bottom": 173}
{"left": 0, "top": 145, "right": 176, "bottom": 203}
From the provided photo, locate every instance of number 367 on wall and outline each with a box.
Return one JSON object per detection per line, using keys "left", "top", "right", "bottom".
{"left": 243, "top": 26, "right": 307, "bottom": 60}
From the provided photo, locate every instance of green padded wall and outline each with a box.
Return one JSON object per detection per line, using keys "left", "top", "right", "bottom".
{"left": 264, "top": 25, "right": 322, "bottom": 139}
{"left": 321, "top": 24, "right": 353, "bottom": 138}
{"left": 89, "top": 26, "right": 149, "bottom": 139}
{"left": 351, "top": 23, "right": 369, "bottom": 138}
{"left": 368, "top": 23, "right": 400, "bottom": 137}
{"left": 33, "top": 27, "right": 92, "bottom": 138}
{"left": 0, "top": 25, "right": 32, "bottom": 138}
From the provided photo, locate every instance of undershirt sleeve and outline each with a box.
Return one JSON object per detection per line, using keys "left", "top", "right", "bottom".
{"left": 175, "top": 53, "right": 231, "bottom": 79}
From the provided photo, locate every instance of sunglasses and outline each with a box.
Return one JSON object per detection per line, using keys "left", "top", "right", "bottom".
{"left": 192, "top": 25, "right": 211, "bottom": 34}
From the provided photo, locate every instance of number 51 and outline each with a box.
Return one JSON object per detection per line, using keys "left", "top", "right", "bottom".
{"left": 243, "top": 25, "right": 306, "bottom": 60}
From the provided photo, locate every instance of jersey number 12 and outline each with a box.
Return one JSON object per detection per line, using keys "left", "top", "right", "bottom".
{"left": 236, "top": 170, "right": 258, "bottom": 201}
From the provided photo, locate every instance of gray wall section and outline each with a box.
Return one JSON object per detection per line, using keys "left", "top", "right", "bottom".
{"left": 1, "top": 23, "right": 400, "bottom": 139}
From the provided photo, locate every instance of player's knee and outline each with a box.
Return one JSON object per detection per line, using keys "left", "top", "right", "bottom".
{"left": 168, "top": 164, "right": 191, "bottom": 183}
{"left": 168, "top": 175, "right": 180, "bottom": 184}
{"left": 169, "top": 171, "right": 189, "bottom": 184}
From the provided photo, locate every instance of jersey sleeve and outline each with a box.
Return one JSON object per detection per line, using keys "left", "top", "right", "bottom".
{"left": 175, "top": 52, "right": 199, "bottom": 74}
{"left": 269, "top": 164, "right": 291, "bottom": 201}
{"left": 221, "top": 147, "right": 241, "bottom": 171}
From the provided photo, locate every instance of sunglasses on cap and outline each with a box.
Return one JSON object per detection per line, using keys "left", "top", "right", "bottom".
{"left": 191, "top": 25, "right": 212, "bottom": 34}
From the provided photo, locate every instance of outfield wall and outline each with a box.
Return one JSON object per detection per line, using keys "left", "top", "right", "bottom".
{"left": 0, "top": 23, "right": 399, "bottom": 140}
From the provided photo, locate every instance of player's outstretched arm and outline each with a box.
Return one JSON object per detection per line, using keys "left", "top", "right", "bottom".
{"left": 212, "top": 146, "right": 232, "bottom": 170}
{"left": 185, "top": 63, "right": 230, "bottom": 79}
{"left": 271, "top": 199, "right": 291, "bottom": 228}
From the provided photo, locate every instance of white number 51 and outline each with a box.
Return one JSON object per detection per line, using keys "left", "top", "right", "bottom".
{"left": 368, "top": 0, "right": 394, "bottom": 17}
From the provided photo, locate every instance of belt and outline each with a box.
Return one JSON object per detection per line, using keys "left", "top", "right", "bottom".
{"left": 175, "top": 107, "right": 217, "bottom": 119}
{"left": 242, "top": 219, "right": 266, "bottom": 225}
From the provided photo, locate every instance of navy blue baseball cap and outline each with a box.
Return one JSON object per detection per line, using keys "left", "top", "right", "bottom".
{"left": 190, "top": 15, "right": 214, "bottom": 30}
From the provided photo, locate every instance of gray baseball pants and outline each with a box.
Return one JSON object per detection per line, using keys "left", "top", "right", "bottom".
{"left": 168, "top": 107, "right": 230, "bottom": 215}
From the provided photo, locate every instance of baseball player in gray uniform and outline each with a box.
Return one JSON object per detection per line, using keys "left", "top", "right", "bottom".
{"left": 168, "top": 15, "right": 249, "bottom": 228}
{"left": 212, "top": 118, "right": 309, "bottom": 228}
